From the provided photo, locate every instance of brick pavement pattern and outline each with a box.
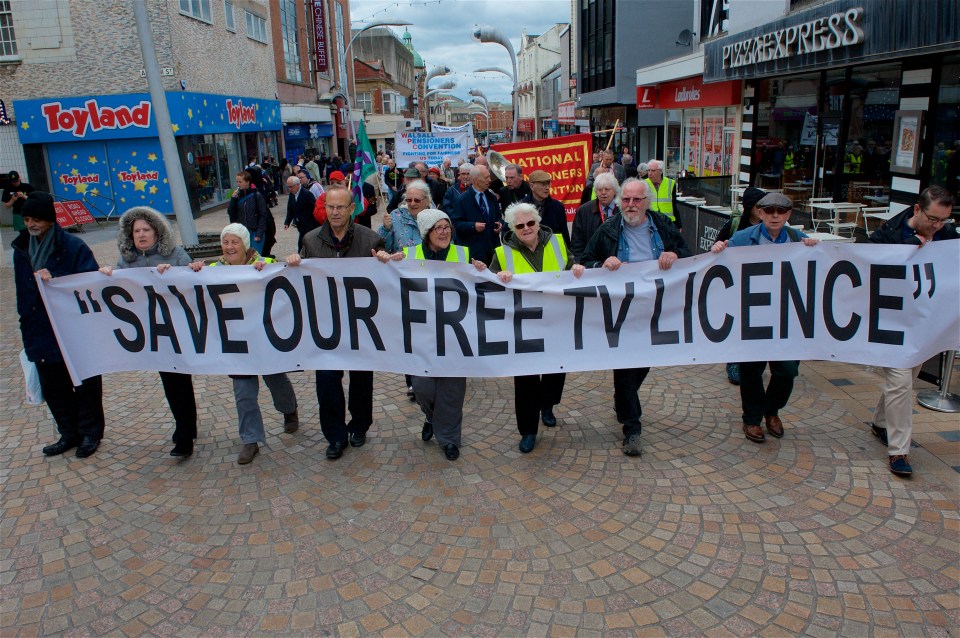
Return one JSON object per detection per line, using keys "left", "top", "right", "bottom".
{"left": 1, "top": 202, "right": 958, "bottom": 636}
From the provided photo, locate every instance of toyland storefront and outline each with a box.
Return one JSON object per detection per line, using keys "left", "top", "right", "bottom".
{"left": 14, "top": 92, "right": 281, "bottom": 217}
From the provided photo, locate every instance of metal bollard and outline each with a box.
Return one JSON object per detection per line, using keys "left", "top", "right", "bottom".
{"left": 917, "top": 350, "right": 960, "bottom": 413}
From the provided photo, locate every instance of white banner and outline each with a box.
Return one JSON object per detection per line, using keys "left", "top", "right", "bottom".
{"left": 38, "top": 243, "right": 959, "bottom": 384}
{"left": 394, "top": 131, "right": 471, "bottom": 167}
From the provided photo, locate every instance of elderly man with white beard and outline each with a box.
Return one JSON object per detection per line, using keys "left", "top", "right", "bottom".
{"left": 580, "top": 178, "right": 692, "bottom": 457}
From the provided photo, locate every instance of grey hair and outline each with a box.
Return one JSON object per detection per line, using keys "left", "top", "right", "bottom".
{"left": 470, "top": 164, "right": 490, "bottom": 180}
{"left": 646, "top": 159, "right": 663, "bottom": 172}
{"left": 404, "top": 179, "right": 434, "bottom": 207}
{"left": 458, "top": 162, "right": 474, "bottom": 173}
{"left": 505, "top": 163, "right": 522, "bottom": 175}
{"left": 620, "top": 177, "right": 651, "bottom": 198}
{"left": 593, "top": 172, "right": 621, "bottom": 203}
{"left": 503, "top": 201, "right": 541, "bottom": 228}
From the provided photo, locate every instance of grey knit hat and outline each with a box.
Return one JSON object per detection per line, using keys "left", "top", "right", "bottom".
{"left": 416, "top": 208, "right": 451, "bottom": 239}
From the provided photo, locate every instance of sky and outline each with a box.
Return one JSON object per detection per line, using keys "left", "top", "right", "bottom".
{"left": 350, "top": 0, "right": 572, "bottom": 104}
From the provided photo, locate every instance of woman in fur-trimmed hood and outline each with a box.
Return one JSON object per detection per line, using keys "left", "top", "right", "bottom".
{"left": 114, "top": 206, "right": 192, "bottom": 267}
{"left": 98, "top": 206, "right": 199, "bottom": 458}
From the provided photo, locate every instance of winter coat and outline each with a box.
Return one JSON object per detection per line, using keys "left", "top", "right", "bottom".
{"left": 868, "top": 207, "right": 959, "bottom": 245}
{"left": 227, "top": 186, "right": 270, "bottom": 240}
{"left": 115, "top": 206, "right": 193, "bottom": 269}
{"left": 728, "top": 223, "right": 805, "bottom": 247}
{"left": 490, "top": 227, "right": 572, "bottom": 274}
{"left": 581, "top": 211, "right": 691, "bottom": 268}
{"left": 521, "top": 194, "right": 571, "bottom": 247}
{"left": 377, "top": 207, "right": 422, "bottom": 252}
{"left": 571, "top": 199, "right": 619, "bottom": 264}
{"left": 300, "top": 222, "right": 384, "bottom": 259}
{"left": 13, "top": 224, "right": 99, "bottom": 364}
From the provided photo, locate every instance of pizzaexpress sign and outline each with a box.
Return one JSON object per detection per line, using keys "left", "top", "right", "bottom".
{"left": 722, "top": 7, "right": 864, "bottom": 70}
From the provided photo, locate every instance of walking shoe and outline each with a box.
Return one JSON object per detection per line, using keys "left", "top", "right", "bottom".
{"left": 407, "top": 386, "right": 416, "bottom": 401}
{"left": 519, "top": 435, "right": 537, "bottom": 454}
{"left": 170, "top": 440, "right": 194, "bottom": 458}
{"left": 349, "top": 432, "right": 366, "bottom": 448}
{"left": 283, "top": 410, "right": 299, "bottom": 434}
{"left": 421, "top": 420, "right": 434, "bottom": 442}
{"left": 541, "top": 407, "right": 557, "bottom": 428}
{"left": 42, "top": 437, "right": 78, "bottom": 456}
{"left": 237, "top": 443, "right": 259, "bottom": 465}
{"left": 726, "top": 363, "right": 740, "bottom": 385}
{"left": 75, "top": 436, "right": 100, "bottom": 458}
{"left": 622, "top": 434, "right": 642, "bottom": 457}
{"left": 889, "top": 455, "right": 912, "bottom": 477}
{"left": 443, "top": 444, "right": 460, "bottom": 461}
{"left": 764, "top": 415, "right": 784, "bottom": 438}
{"left": 743, "top": 423, "right": 765, "bottom": 443}
{"left": 326, "top": 441, "right": 347, "bottom": 459}
{"left": 870, "top": 422, "right": 889, "bottom": 446}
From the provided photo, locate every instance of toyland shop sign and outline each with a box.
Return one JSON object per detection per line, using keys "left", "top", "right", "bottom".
{"left": 226, "top": 99, "right": 257, "bottom": 128}
{"left": 41, "top": 100, "right": 152, "bottom": 138}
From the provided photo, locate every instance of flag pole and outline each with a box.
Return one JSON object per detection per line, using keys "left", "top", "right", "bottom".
{"left": 604, "top": 119, "right": 620, "bottom": 152}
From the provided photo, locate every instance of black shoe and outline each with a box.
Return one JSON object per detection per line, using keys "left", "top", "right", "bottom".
{"left": 519, "top": 434, "right": 536, "bottom": 454}
{"left": 541, "top": 407, "right": 557, "bottom": 428}
{"left": 326, "top": 441, "right": 348, "bottom": 459}
{"left": 349, "top": 432, "right": 366, "bottom": 448}
{"left": 42, "top": 438, "right": 78, "bottom": 457}
{"left": 75, "top": 436, "right": 100, "bottom": 459}
{"left": 870, "top": 422, "right": 889, "bottom": 446}
{"left": 407, "top": 386, "right": 416, "bottom": 401}
{"left": 443, "top": 444, "right": 460, "bottom": 461}
{"left": 170, "top": 440, "right": 194, "bottom": 458}
{"left": 421, "top": 421, "right": 434, "bottom": 442}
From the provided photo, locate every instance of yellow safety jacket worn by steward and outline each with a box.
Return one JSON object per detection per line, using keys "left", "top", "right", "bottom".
{"left": 403, "top": 244, "right": 470, "bottom": 262}
{"left": 494, "top": 234, "right": 568, "bottom": 273}
{"left": 644, "top": 177, "right": 676, "bottom": 221}
{"left": 846, "top": 153, "right": 862, "bottom": 174}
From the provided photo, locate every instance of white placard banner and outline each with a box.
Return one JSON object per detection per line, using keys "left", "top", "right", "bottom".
{"left": 394, "top": 130, "right": 471, "bottom": 166}
{"left": 38, "top": 242, "right": 959, "bottom": 385}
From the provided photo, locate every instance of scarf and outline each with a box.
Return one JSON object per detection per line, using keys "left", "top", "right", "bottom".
{"left": 29, "top": 229, "right": 57, "bottom": 271}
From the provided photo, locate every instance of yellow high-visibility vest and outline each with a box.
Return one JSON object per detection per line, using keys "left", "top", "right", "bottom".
{"left": 403, "top": 244, "right": 469, "bottom": 262}
{"left": 644, "top": 177, "right": 675, "bottom": 221}
{"left": 494, "top": 235, "right": 568, "bottom": 273}
{"left": 846, "top": 153, "right": 862, "bottom": 174}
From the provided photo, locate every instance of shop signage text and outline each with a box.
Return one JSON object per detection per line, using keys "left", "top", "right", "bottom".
{"left": 117, "top": 170, "right": 160, "bottom": 183}
{"left": 722, "top": 7, "right": 864, "bottom": 70}
{"left": 41, "top": 100, "right": 151, "bottom": 138}
{"left": 59, "top": 173, "right": 100, "bottom": 186}
{"left": 636, "top": 78, "right": 740, "bottom": 110}
{"left": 226, "top": 99, "right": 257, "bottom": 128}
{"left": 313, "top": 0, "right": 328, "bottom": 73}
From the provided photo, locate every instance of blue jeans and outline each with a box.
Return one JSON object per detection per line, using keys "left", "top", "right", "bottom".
{"left": 250, "top": 236, "right": 265, "bottom": 255}
{"left": 232, "top": 374, "right": 297, "bottom": 444}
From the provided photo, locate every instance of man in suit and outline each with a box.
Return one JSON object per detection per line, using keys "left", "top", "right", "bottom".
{"left": 283, "top": 175, "right": 318, "bottom": 250}
{"left": 587, "top": 150, "right": 626, "bottom": 187}
{"left": 451, "top": 164, "right": 502, "bottom": 264}
{"left": 441, "top": 163, "right": 472, "bottom": 214}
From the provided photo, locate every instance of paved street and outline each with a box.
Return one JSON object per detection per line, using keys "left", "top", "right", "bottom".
{"left": 1, "top": 198, "right": 958, "bottom": 636}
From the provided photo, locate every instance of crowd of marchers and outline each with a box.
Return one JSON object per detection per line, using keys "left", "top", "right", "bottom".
{"left": 7, "top": 149, "right": 957, "bottom": 477}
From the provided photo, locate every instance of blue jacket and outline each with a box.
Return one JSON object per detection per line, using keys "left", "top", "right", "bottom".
{"left": 377, "top": 207, "right": 422, "bottom": 252}
{"left": 451, "top": 187, "right": 502, "bottom": 264}
{"left": 728, "top": 223, "right": 805, "bottom": 247}
{"left": 13, "top": 224, "right": 99, "bottom": 363}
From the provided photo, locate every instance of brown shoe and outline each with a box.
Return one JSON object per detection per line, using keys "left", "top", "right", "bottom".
{"left": 283, "top": 410, "right": 299, "bottom": 434}
{"left": 765, "top": 415, "right": 784, "bottom": 438}
{"left": 743, "top": 423, "right": 765, "bottom": 443}
{"left": 237, "top": 443, "right": 259, "bottom": 465}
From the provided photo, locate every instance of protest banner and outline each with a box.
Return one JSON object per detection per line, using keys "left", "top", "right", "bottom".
{"left": 491, "top": 134, "right": 592, "bottom": 221}
{"left": 394, "top": 130, "right": 471, "bottom": 166}
{"left": 39, "top": 243, "right": 959, "bottom": 385}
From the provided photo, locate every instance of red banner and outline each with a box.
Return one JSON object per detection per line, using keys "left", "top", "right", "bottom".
{"left": 313, "top": 0, "right": 328, "bottom": 73}
{"left": 54, "top": 200, "right": 96, "bottom": 228}
{"left": 492, "top": 134, "right": 592, "bottom": 221}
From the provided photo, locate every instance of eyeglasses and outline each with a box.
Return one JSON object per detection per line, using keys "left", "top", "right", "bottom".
{"left": 514, "top": 220, "right": 537, "bottom": 230}
{"left": 325, "top": 204, "right": 351, "bottom": 212}
{"left": 760, "top": 206, "right": 791, "bottom": 216}
{"left": 431, "top": 224, "right": 452, "bottom": 233}
{"left": 621, "top": 196, "right": 648, "bottom": 204}
{"left": 922, "top": 210, "right": 952, "bottom": 225}
{"left": 405, "top": 197, "right": 424, "bottom": 204}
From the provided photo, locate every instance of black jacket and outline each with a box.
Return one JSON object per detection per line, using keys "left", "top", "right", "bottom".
{"left": 522, "top": 194, "right": 571, "bottom": 247}
{"left": 868, "top": 207, "right": 959, "bottom": 245}
{"left": 451, "top": 187, "right": 503, "bottom": 264}
{"left": 284, "top": 187, "right": 318, "bottom": 237}
{"left": 500, "top": 181, "right": 532, "bottom": 214}
{"left": 571, "top": 199, "right": 619, "bottom": 264}
{"left": 228, "top": 187, "right": 270, "bottom": 240}
{"left": 581, "top": 211, "right": 691, "bottom": 268}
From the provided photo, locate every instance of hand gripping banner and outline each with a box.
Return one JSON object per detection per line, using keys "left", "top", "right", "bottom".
{"left": 37, "top": 242, "right": 960, "bottom": 385}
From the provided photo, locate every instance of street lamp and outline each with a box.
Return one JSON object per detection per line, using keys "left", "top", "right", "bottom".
{"left": 423, "top": 66, "right": 453, "bottom": 130}
{"left": 473, "top": 25, "right": 518, "bottom": 142}
{"left": 468, "top": 103, "right": 490, "bottom": 145}
{"left": 474, "top": 67, "right": 514, "bottom": 82}
{"left": 344, "top": 19, "right": 412, "bottom": 147}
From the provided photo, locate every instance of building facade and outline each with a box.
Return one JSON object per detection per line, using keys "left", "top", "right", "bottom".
{"left": 353, "top": 27, "right": 418, "bottom": 153}
{"left": 2, "top": 0, "right": 281, "bottom": 218}
{"left": 516, "top": 25, "right": 566, "bottom": 141}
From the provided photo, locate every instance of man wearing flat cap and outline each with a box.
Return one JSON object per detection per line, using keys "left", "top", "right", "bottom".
{"left": 522, "top": 170, "right": 571, "bottom": 246}
{"left": 3, "top": 170, "right": 35, "bottom": 235}
{"left": 388, "top": 166, "right": 422, "bottom": 213}
{"left": 12, "top": 191, "right": 105, "bottom": 459}
{"left": 711, "top": 192, "right": 818, "bottom": 444}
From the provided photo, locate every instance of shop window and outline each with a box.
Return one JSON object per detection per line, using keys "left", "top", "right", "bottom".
{"left": 665, "top": 110, "right": 682, "bottom": 177}
{"left": 224, "top": 1, "right": 235, "bottom": 32}
{"left": 179, "top": 0, "right": 212, "bottom": 23}
{"left": 0, "top": 0, "right": 17, "bottom": 59}
{"left": 755, "top": 73, "right": 820, "bottom": 190}
{"left": 245, "top": 11, "right": 267, "bottom": 44}
{"left": 843, "top": 62, "right": 899, "bottom": 202}
{"left": 930, "top": 56, "right": 960, "bottom": 201}
{"left": 280, "top": 0, "right": 301, "bottom": 82}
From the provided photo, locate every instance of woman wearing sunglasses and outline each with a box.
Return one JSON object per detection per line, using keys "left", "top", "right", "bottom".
{"left": 377, "top": 180, "right": 434, "bottom": 253}
{"left": 490, "top": 202, "right": 585, "bottom": 453}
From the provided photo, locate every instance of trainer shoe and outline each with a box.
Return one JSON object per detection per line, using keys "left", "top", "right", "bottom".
{"left": 622, "top": 434, "right": 642, "bottom": 457}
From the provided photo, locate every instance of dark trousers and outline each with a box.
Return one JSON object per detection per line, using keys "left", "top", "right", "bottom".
{"left": 315, "top": 370, "right": 373, "bottom": 444}
{"left": 159, "top": 371, "right": 197, "bottom": 443}
{"left": 513, "top": 373, "right": 566, "bottom": 436}
{"left": 613, "top": 367, "right": 650, "bottom": 438}
{"left": 36, "top": 361, "right": 105, "bottom": 442}
{"left": 738, "top": 360, "right": 800, "bottom": 425}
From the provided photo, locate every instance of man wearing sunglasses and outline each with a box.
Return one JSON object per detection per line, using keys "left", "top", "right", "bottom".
{"left": 711, "top": 192, "right": 818, "bottom": 446}
{"left": 867, "top": 185, "right": 957, "bottom": 477}
{"left": 581, "top": 179, "right": 691, "bottom": 457}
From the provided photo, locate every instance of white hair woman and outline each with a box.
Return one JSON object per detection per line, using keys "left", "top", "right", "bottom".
{"left": 571, "top": 171, "right": 621, "bottom": 264}
{"left": 99, "top": 206, "right": 198, "bottom": 458}
{"left": 490, "top": 202, "right": 584, "bottom": 453}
